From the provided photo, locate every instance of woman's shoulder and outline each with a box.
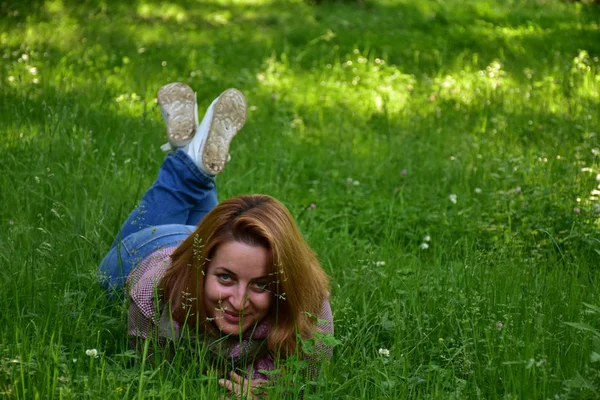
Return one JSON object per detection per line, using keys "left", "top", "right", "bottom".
{"left": 127, "top": 247, "right": 174, "bottom": 281}
{"left": 126, "top": 247, "right": 176, "bottom": 307}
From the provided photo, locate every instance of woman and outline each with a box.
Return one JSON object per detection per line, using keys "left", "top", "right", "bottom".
{"left": 99, "top": 83, "right": 333, "bottom": 398}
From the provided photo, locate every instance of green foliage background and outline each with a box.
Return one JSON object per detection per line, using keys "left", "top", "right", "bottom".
{"left": 1, "top": 0, "right": 600, "bottom": 398}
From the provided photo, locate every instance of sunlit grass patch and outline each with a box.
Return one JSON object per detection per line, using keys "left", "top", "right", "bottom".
{"left": 137, "top": 2, "right": 189, "bottom": 23}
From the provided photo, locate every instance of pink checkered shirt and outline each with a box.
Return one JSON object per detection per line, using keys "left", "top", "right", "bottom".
{"left": 126, "top": 247, "right": 334, "bottom": 379}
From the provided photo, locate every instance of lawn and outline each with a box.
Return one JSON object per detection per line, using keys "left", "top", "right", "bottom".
{"left": 1, "top": 0, "right": 600, "bottom": 398}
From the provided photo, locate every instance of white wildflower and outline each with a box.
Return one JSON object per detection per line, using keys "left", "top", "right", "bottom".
{"left": 375, "top": 261, "right": 386, "bottom": 266}
{"left": 28, "top": 66, "right": 38, "bottom": 75}
{"left": 448, "top": 194, "right": 457, "bottom": 204}
{"left": 474, "top": 188, "right": 482, "bottom": 194}
{"left": 85, "top": 349, "right": 99, "bottom": 358}
{"left": 420, "top": 242, "right": 429, "bottom": 250}
{"left": 378, "top": 348, "right": 390, "bottom": 357}
{"left": 423, "top": 235, "right": 431, "bottom": 242}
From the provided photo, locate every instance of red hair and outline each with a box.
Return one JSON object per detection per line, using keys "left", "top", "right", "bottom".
{"left": 160, "top": 194, "right": 329, "bottom": 356}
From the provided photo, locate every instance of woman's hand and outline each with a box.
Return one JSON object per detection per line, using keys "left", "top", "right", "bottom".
{"left": 218, "top": 371, "right": 270, "bottom": 399}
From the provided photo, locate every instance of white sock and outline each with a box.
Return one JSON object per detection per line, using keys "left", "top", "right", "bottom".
{"left": 182, "top": 97, "right": 218, "bottom": 174}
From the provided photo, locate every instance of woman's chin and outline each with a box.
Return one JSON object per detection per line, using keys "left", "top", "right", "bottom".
{"left": 215, "top": 318, "right": 251, "bottom": 335}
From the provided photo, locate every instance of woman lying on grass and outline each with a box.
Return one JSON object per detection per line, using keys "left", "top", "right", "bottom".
{"left": 98, "top": 83, "right": 333, "bottom": 398}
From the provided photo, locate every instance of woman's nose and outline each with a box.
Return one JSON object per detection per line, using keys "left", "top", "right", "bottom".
{"left": 229, "top": 286, "right": 248, "bottom": 311}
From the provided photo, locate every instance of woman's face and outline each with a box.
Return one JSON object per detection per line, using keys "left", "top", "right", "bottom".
{"left": 204, "top": 240, "right": 273, "bottom": 335}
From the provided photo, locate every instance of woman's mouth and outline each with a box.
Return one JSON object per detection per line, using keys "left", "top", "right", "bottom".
{"left": 222, "top": 311, "right": 246, "bottom": 324}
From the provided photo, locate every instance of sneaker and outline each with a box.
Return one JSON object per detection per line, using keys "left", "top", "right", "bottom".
{"left": 184, "top": 88, "right": 247, "bottom": 175}
{"left": 157, "top": 82, "right": 199, "bottom": 149}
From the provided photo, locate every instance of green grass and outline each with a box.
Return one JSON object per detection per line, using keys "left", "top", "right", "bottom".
{"left": 1, "top": 0, "right": 600, "bottom": 398}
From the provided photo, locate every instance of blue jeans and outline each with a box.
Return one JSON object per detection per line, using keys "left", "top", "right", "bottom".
{"left": 98, "top": 150, "right": 217, "bottom": 292}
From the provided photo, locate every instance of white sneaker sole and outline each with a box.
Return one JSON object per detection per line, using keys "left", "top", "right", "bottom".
{"left": 202, "top": 88, "right": 247, "bottom": 175}
{"left": 157, "top": 82, "right": 197, "bottom": 147}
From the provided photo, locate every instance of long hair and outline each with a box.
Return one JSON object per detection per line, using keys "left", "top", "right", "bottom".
{"left": 160, "top": 194, "right": 329, "bottom": 356}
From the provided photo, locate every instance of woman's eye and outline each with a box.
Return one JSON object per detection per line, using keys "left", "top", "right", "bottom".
{"left": 253, "top": 282, "right": 270, "bottom": 291}
{"left": 217, "top": 273, "right": 231, "bottom": 282}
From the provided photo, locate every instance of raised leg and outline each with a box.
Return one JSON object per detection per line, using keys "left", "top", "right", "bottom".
{"left": 110, "top": 150, "right": 216, "bottom": 249}
{"left": 100, "top": 150, "right": 217, "bottom": 292}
